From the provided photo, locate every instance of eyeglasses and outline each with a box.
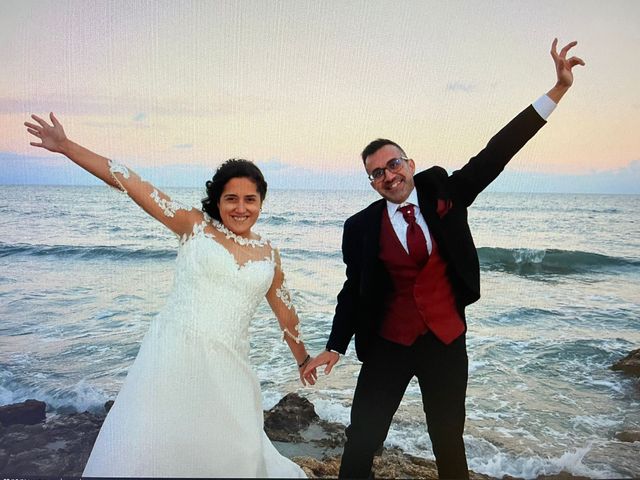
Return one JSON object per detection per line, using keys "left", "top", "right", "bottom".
{"left": 367, "top": 157, "right": 408, "bottom": 183}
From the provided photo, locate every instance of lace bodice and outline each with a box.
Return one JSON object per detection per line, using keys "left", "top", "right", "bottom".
{"left": 104, "top": 158, "right": 303, "bottom": 353}
{"left": 153, "top": 224, "right": 275, "bottom": 357}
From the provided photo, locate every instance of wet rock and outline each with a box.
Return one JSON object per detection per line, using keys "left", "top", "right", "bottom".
{"left": 0, "top": 399, "right": 46, "bottom": 426}
{"left": 0, "top": 449, "right": 8, "bottom": 471}
{"left": 0, "top": 408, "right": 103, "bottom": 476}
{"left": 294, "top": 448, "right": 494, "bottom": 479}
{"left": 293, "top": 454, "right": 340, "bottom": 478}
{"left": 535, "top": 474, "right": 591, "bottom": 480}
{"left": 264, "top": 392, "right": 319, "bottom": 442}
{"left": 611, "top": 348, "right": 640, "bottom": 376}
{"left": 263, "top": 393, "right": 345, "bottom": 460}
{"left": 370, "top": 448, "right": 441, "bottom": 479}
{"left": 615, "top": 430, "right": 640, "bottom": 443}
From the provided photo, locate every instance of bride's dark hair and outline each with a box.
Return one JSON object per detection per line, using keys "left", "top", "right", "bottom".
{"left": 201, "top": 159, "right": 268, "bottom": 221}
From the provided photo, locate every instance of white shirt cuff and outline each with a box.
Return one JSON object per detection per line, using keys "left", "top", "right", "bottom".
{"left": 532, "top": 94, "right": 557, "bottom": 121}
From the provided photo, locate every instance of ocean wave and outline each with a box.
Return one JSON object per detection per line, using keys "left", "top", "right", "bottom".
{"left": 0, "top": 378, "right": 108, "bottom": 414}
{"left": 478, "top": 247, "right": 639, "bottom": 275}
{"left": 475, "top": 204, "right": 624, "bottom": 215}
{"left": 383, "top": 423, "right": 621, "bottom": 478}
{"left": 466, "top": 441, "right": 619, "bottom": 479}
{"left": 278, "top": 248, "right": 342, "bottom": 260}
{"left": 0, "top": 242, "right": 176, "bottom": 262}
{"left": 262, "top": 215, "right": 344, "bottom": 228}
{"left": 262, "top": 215, "right": 289, "bottom": 225}
{"left": 2, "top": 241, "right": 637, "bottom": 274}
{"left": 313, "top": 398, "right": 352, "bottom": 425}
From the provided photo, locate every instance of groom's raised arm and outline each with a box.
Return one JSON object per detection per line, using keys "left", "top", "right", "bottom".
{"left": 447, "top": 38, "right": 584, "bottom": 208}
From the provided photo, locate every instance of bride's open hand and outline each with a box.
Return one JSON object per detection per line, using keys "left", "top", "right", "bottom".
{"left": 24, "top": 113, "right": 69, "bottom": 153}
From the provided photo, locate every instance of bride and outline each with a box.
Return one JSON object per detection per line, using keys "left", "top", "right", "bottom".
{"left": 24, "top": 113, "right": 316, "bottom": 478}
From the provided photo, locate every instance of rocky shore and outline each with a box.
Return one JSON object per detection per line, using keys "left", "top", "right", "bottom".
{"left": 0, "top": 394, "right": 592, "bottom": 479}
{"left": 611, "top": 348, "right": 640, "bottom": 377}
{"left": 1, "top": 349, "right": 637, "bottom": 478}
{"left": 1, "top": 393, "right": 450, "bottom": 478}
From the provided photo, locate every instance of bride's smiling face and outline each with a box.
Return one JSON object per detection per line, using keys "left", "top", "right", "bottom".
{"left": 217, "top": 177, "right": 262, "bottom": 237}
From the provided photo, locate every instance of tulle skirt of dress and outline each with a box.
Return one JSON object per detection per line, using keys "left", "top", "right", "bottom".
{"left": 82, "top": 321, "right": 306, "bottom": 478}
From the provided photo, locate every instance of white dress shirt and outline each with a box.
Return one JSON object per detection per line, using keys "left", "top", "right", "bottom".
{"left": 532, "top": 94, "right": 556, "bottom": 120}
{"left": 386, "top": 189, "right": 433, "bottom": 255}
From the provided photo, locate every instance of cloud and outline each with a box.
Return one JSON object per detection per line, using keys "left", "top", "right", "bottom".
{"left": 0, "top": 96, "right": 112, "bottom": 116}
{"left": 133, "top": 113, "right": 147, "bottom": 122}
{"left": 488, "top": 159, "right": 640, "bottom": 194}
{"left": 257, "top": 158, "right": 293, "bottom": 172}
{"left": 0, "top": 152, "right": 103, "bottom": 186}
{"left": 446, "top": 82, "right": 475, "bottom": 93}
{"left": 0, "top": 93, "right": 276, "bottom": 118}
{"left": 82, "top": 121, "right": 151, "bottom": 129}
{"left": 2, "top": 152, "right": 639, "bottom": 194}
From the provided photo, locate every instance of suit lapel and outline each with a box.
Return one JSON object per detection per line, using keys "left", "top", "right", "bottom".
{"left": 415, "top": 179, "right": 443, "bottom": 241}
{"left": 359, "top": 200, "right": 388, "bottom": 295}
{"left": 362, "top": 199, "right": 385, "bottom": 261}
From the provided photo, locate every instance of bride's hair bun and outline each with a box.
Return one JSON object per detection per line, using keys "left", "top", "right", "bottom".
{"left": 201, "top": 159, "right": 268, "bottom": 221}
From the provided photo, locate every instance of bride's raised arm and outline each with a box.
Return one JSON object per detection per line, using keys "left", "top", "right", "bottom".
{"left": 265, "top": 248, "right": 317, "bottom": 386}
{"left": 24, "top": 113, "right": 202, "bottom": 237}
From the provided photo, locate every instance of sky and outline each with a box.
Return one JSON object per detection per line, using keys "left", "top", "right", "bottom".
{"left": 1, "top": 0, "right": 639, "bottom": 192}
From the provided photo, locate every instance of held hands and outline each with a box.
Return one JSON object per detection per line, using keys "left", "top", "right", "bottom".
{"left": 24, "top": 113, "right": 69, "bottom": 154}
{"left": 298, "top": 355, "right": 318, "bottom": 386}
{"left": 303, "top": 350, "right": 340, "bottom": 378}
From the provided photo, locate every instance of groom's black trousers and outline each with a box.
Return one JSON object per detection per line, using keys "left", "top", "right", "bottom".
{"left": 338, "top": 332, "right": 469, "bottom": 479}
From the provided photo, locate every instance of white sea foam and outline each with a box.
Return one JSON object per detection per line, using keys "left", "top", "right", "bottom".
{"left": 493, "top": 426, "right": 538, "bottom": 440}
{"left": 467, "top": 442, "right": 619, "bottom": 479}
{"left": 363, "top": 420, "right": 622, "bottom": 479}
{"left": 0, "top": 384, "right": 15, "bottom": 405}
{"left": 468, "top": 359, "right": 487, "bottom": 374}
{"left": 0, "top": 382, "right": 52, "bottom": 409}
{"left": 384, "top": 426, "right": 434, "bottom": 459}
{"left": 570, "top": 414, "right": 621, "bottom": 430}
{"left": 512, "top": 248, "right": 546, "bottom": 265}
{"left": 584, "top": 378, "right": 625, "bottom": 394}
{"left": 0, "top": 378, "right": 108, "bottom": 413}
{"left": 65, "top": 378, "right": 107, "bottom": 412}
{"left": 261, "top": 389, "right": 283, "bottom": 410}
{"left": 466, "top": 409, "right": 508, "bottom": 421}
{"left": 312, "top": 398, "right": 351, "bottom": 425}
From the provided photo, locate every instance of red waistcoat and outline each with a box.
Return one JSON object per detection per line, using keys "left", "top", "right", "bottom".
{"left": 378, "top": 208, "right": 465, "bottom": 345}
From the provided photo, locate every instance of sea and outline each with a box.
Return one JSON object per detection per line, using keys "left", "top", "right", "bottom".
{"left": 0, "top": 185, "right": 639, "bottom": 478}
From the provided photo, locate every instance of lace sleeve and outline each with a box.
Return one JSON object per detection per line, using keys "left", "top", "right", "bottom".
{"left": 266, "top": 248, "right": 302, "bottom": 344}
{"left": 107, "top": 159, "right": 130, "bottom": 193}
{"left": 107, "top": 159, "right": 199, "bottom": 236}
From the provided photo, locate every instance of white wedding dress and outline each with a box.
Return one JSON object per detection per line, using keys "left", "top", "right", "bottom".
{"left": 83, "top": 223, "right": 306, "bottom": 478}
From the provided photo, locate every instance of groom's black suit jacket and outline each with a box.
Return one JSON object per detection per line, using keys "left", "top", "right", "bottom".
{"left": 326, "top": 104, "right": 547, "bottom": 362}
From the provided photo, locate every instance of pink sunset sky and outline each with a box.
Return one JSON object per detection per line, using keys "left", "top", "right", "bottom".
{"left": 1, "top": 0, "right": 639, "bottom": 192}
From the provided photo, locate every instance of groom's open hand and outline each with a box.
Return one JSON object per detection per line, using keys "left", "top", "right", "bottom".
{"left": 551, "top": 38, "right": 585, "bottom": 89}
{"left": 304, "top": 350, "right": 340, "bottom": 378}
{"left": 546, "top": 38, "right": 585, "bottom": 103}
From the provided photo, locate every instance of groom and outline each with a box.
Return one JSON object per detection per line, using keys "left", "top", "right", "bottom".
{"left": 305, "top": 39, "right": 584, "bottom": 478}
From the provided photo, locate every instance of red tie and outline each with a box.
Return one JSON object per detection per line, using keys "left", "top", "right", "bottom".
{"left": 398, "top": 204, "right": 428, "bottom": 266}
